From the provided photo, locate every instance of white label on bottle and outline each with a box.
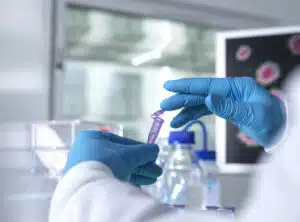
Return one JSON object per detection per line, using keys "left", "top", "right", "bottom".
{"left": 203, "top": 174, "right": 220, "bottom": 207}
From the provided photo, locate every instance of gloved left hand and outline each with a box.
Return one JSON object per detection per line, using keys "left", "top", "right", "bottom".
{"left": 160, "top": 77, "right": 286, "bottom": 147}
{"left": 63, "top": 131, "right": 162, "bottom": 186}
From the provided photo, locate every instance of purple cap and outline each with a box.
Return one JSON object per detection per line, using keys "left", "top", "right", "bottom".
{"left": 168, "top": 131, "right": 195, "bottom": 144}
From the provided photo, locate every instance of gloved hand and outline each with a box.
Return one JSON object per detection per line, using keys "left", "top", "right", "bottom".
{"left": 160, "top": 77, "right": 286, "bottom": 147}
{"left": 63, "top": 131, "right": 162, "bottom": 185}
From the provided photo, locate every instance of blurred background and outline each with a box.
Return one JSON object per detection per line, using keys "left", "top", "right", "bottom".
{"left": 1, "top": 0, "right": 300, "bottom": 143}
{"left": 0, "top": 0, "right": 299, "bottom": 221}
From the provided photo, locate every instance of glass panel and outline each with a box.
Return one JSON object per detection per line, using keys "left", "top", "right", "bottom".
{"left": 59, "top": 6, "right": 220, "bottom": 148}
{"left": 32, "top": 120, "right": 123, "bottom": 177}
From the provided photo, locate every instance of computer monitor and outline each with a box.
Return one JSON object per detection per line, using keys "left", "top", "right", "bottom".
{"left": 216, "top": 26, "right": 300, "bottom": 173}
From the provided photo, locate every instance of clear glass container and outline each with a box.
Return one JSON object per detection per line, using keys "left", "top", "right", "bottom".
{"left": 0, "top": 123, "right": 35, "bottom": 173}
{"left": 164, "top": 143, "right": 203, "bottom": 208}
{"left": 156, "top": 137, "right": 171, "bottom": 167}
{"left": 143, "top": 137, "right": 171, "bottom": 201}
{"left": 31, "top": 119, "right": 123, "bottom": 178}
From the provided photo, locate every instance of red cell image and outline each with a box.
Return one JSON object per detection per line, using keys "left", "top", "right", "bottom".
{"left": 235, "top": 45, "right": 252, "bottom": 61}
{"left": 256, "top": 61, "right": 280, "bottom": 86}
{"left": 237, "top": 132, "right": 259, "bottom": 147}
{"left": 288, "top": 35, "right": 300, "bottom": 55}
{"left": 270, "top": 88, "right": 284, "bottom": 100}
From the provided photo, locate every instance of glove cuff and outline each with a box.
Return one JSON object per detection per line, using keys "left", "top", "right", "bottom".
{"left": 265, "top": 96, "right": 288, "bottom": 152}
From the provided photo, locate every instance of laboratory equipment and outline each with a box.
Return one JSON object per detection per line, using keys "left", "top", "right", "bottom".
{"left": 195, "top": 150, "right": 220, "bottom": 208}
{"left": 147, "top": 110, "right": 165, "bottom": 144}
{"left": 164, "top": 130, "right": 203, "bottom": 208}
{"left": 205, "top": 206, "right": 235, "bottom": 216}
{"left": 216, "top": 27, "right": 300, "bottom": 173}
{"left": 143, "top": 109, "right": 167, "bottom": 199}
{"left": 184, "top": 120, "right": 221, "bottom": 208}
{"left": 0, "top": 123, "right": 56, "bottom": 222}
{"left": 144, "top": 137, "right": 171, "bottom": 202}
{"left": 32, "top": 119, "right": 123, "bottom": 177}
{"left": 0, "top": 123, "right": 47, "bottom": 173}
{"left": 156, "top": 137, "right": 171, "bottom": 168}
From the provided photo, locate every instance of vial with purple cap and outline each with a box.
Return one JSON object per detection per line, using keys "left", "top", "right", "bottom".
{"left": 147, "top": 110, "right": 165, "bottom": 144}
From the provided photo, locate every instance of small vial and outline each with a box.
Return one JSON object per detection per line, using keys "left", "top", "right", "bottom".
{"left": 147, "top": 110, "right": 165, "bottom": 144}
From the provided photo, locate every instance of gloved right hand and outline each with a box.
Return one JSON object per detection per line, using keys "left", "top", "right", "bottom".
{"left": 161, "top": 77, "right": 286, "bottom": 147}
{"left": 63, "top": 131, "right": 162, "bottom": 186}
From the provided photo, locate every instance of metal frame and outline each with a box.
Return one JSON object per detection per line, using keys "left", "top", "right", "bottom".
{"left": 216, "top": 25, "right": 300, "bottom": 174}
{"left": 57, "top": 0, "right": 277, "bottom": 28}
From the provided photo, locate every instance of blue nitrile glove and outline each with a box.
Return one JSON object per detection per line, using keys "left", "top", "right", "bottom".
{"left": 161, "top": 77, "right": 286, "bottom": 147}
{"left": 63, "top": 131, "right": 162, "bottom": 185}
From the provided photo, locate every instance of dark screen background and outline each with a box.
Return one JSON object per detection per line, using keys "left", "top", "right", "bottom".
{"left": 225, "top": 33, "right": 300, "bottom": 164}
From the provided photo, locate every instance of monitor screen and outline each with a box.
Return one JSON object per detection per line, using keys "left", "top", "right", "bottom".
{"left": 223, "top": 31, "right": 300, "bottom": 165}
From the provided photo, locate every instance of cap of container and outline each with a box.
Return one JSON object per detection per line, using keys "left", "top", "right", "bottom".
{"left": 168, "top": 131, "right": 195, "bottom": 144}
{"left": 194, "top": 150, "right": 216, "bottom": 161}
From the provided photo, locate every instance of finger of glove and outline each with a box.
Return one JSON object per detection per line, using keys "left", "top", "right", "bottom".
{"left": 133, "top": 162, "right": 163, "bottom": 178}
{"left": 76, "top": 131, "right": 142, "bottom": 145}
{"left": 170, "top": 105, "right": 212, "bottom": 128}
{"left": 160, "top": 94, "right": 206, "bottom": 111}
{"left": 163, "top": 78, "right": 230, "bottom": 95}
{"left": 129, "top": 174, "right": 157, "bottom": 186}
{"left": 205, "top": 94, "right": 254, "bottom": 126}
{"left": 125, "top": 144, "right": 159, "bottom": 167}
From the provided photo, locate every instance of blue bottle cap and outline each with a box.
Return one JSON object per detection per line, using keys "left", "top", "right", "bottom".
{"left": 194, "top": 150, "right": 216, "bottom": 161}
{"left": 168, "top": 131, "right": 195, "bottom": 144}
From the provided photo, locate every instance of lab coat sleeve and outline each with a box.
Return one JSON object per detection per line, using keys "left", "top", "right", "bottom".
{"left": 49, "top": 161, "right": 232, "bottom": 222}
{"left": 49, "top": 133, "right": 300, "bottom": 222}
{"left": 241, "top": 106, "right": 300, "bottom": 222}
{"left": 237, "top": 128, "right": 300, "bottom": 222}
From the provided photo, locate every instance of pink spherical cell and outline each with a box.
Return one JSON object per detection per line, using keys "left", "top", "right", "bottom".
{"left": 236, "top": 45, "right": 252, "bottom": 61}
{"left": 256, "top": 61, "right": 280, "bottom": 86}
{"left": 288, "top": 35, "right": 300, "bottom": 55}
{"left": 237, "top": 132, "right": 259, "bottom": 147}
{"left": 270, "top": 88, "right": 284, "bottom": 100}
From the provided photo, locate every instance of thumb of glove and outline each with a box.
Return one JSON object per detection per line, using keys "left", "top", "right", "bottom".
{"left": 205, "top": 94, "right": 254, "bottom": 126}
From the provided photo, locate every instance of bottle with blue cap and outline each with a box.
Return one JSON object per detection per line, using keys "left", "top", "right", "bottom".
{"left": 163, "top": 129, "right": 203, "bottom": 208}
{"left": 186, "top": 120, "right": 220, "bottom": 209}
{"left": 143, "top": 137, "right": 170, "bottom": 202}
{"left": 156, "top": 137, "right": 170, "bottom": 168}
{"left": 195, "top": 149, "right": 220, "bottom": 208}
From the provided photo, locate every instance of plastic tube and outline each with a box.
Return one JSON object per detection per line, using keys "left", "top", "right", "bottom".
{"left": 183, "top": 120, "right": 208, "bottom": 150}
{"left": 147, "top": 110, "right": 165, "bottom": 144}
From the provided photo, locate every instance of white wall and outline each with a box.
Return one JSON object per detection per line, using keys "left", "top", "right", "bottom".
{"left": 163, "top": 0, "right": 300, "bottom": 25}
{"left": 0, "top": 0, "right": 51, "bottom": 122}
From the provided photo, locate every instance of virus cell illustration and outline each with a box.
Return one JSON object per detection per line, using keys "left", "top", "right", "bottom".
{"left": 237, "top": 132, "right": 259, "bottom": 147}
{"left": 256, "top": 61, "right": 280, "bottom": 86}
{"left": 235, "top": 45, "right": 252, "bottom": 61}
{"left": 288, "top": 35, "right": 300, "bottom": 55}
{"left": 270, "top": 88, "right": 284, "bottom": 101}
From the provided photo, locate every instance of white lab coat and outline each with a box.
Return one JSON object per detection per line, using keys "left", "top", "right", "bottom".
{"left": 49, "top": 70, "right": 300, "bottom": 222}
